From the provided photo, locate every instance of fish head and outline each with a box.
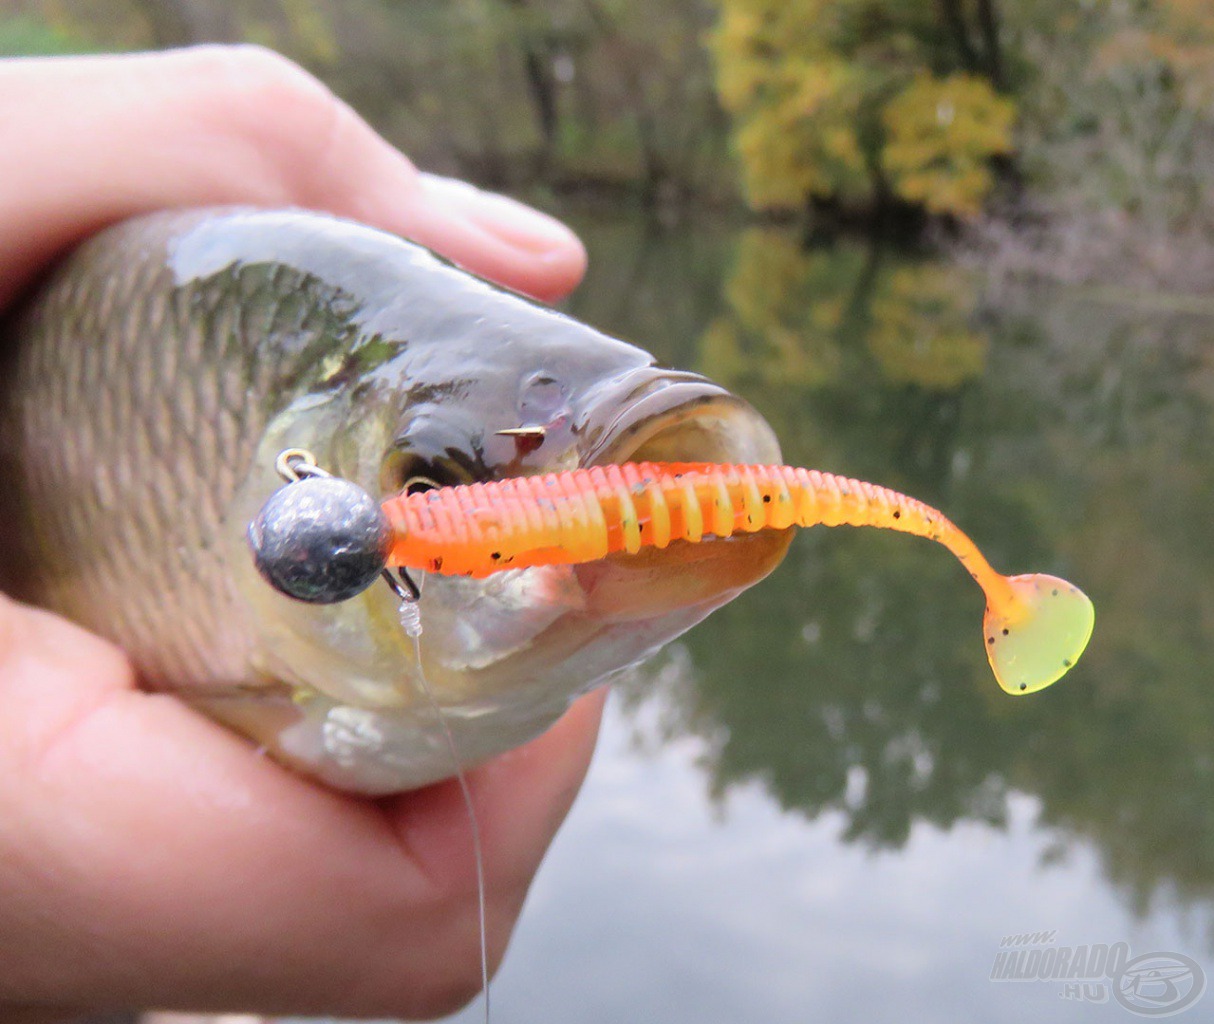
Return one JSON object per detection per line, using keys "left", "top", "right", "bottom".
{"left": 363, "top": 325, "right": 794, "bottom": 625}
{"left": 219, "top": 229, "right": 792, "bottom": 790}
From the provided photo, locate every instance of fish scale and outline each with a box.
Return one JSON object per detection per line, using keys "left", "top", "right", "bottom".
{"left": 1, "top": 213, "right": 362, "bottom": 691}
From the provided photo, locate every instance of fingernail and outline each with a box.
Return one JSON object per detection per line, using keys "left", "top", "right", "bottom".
{"left": 417, "top": 172, "right": 583, "bottom": 256}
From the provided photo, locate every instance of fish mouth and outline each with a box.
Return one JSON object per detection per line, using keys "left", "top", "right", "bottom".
{"left": 384, "top": 366, "right": 795, "bottom": 709}
{"left": 571, "top": 367, "right": 794, "bottom": 620}
{"left": 577, "top": 366, "right": 782, "bottom": 467}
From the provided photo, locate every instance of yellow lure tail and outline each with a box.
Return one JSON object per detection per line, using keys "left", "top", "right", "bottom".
{"left": 383, "top": 462, "right": 1095, "bottom": 695}
{"left": 983, "top": 574, "right": 1095, "bottom": 695}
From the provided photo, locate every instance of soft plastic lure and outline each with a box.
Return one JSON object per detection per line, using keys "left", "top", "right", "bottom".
{"left": 381, "top": 462, "right": 1094, "bottom": 695}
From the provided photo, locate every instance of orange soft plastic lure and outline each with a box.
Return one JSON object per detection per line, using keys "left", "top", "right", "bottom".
{"left": 381, "top": 462, "right": 1094, "bottom": 695}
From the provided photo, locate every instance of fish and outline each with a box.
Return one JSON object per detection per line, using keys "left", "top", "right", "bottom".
{"left": 0, "top": 208, "right": 791, "bottom": 794}
{"left": 378, "top": 461, "right": 1094, "bottom": 694}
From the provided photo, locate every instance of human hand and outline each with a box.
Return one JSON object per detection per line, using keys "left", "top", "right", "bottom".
{"left": 0, "top": 46, "right": 603, "bottom": 1022}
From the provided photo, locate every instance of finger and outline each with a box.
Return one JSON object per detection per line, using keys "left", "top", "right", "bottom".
{"left": 0, "top": 46, "right": 585, "bottom": 309}
{"left": 0, "top": 594, "right": 603, "bottom": 1019}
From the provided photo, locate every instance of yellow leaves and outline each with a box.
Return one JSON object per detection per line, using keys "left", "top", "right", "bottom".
{"left": 726, "top": 52, "right": 871, "bottom": 210}
{"left": 713, "top": 0, "right": 1018, "bottom": 218}
{"left": 823, "top": 125, "right": 863, "bottom": 168}
{"left": 737, "top": 115, "right": 815, "bottom": 207}
{"left": 713, "top": 2, "right": 874, "bottom": 211}
{"left": 882, "top": 73, "right": 1015, "bottom": 218}
{"left": 713, "top": 9, "right": 768, "bottom": 110}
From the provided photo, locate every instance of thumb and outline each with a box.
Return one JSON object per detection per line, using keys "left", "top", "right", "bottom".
{"left": 0, "top": 46, "right": 586, "bottom": 309}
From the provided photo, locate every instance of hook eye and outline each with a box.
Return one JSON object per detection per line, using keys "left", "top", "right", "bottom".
{"left": 275, "top": 447, "right": 327, "bottom": 483}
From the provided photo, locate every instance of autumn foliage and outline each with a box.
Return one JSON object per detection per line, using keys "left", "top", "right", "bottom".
{"left": 711, "top": 0, "right": 1016, "bottom": 219}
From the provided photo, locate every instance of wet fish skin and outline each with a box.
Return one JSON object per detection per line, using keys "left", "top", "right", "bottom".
{"left": 0, "top": 208, "right": 789, "bottom": 793}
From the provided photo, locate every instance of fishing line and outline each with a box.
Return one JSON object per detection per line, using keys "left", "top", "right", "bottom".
{"left": 254, "top": 448, "right": 491, "bottom": 1019}
{"left": 398, "top": 587, "right": 491, "bottom": 1024}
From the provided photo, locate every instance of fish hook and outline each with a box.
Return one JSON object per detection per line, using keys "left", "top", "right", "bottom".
{"left": 383, "top": 565, "right": 421, "bottom": 603}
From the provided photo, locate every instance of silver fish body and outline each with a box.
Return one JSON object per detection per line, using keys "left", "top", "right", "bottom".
{"left": 0, "top": 209, "right": 789, "bottom": 793}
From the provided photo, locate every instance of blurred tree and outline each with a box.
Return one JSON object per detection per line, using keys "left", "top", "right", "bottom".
{"left": 711, "top": 0, "right": 1016, "bottom": 220}
{"left": 0, "top": 13, "right": 92, "bottom": 54}
{"left": 4, "top": 0, "right": 735, "bottom": 205}
{"left": 500, "top": 0, "right": 563, "bottom": 172}
{"left": 881, "top": 71, "right": 1015, "bottom": 218}
{"left": 558, "top": 0, "right": 732, "bottom": 204}
{"left": 980, "top": 0, "right": 1214, "bottom": 290}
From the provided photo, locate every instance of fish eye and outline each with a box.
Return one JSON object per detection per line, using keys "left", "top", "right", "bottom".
{"left": 380, "top": 449, "right": 473, "bottom": 495}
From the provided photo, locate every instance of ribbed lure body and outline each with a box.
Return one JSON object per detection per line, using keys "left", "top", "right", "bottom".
{"left": 382, "top": 461, "right": 1095, "bottom": 696}
{"left": 386, "top": 462, "right": 942, "bottom": 576}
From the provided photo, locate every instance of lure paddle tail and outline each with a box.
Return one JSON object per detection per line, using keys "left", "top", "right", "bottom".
{"left": 982, "top": 574, "right": 1094, "bottom": 695}
{"left": 382, "top": 462, "right": 1095, "bottom": 695}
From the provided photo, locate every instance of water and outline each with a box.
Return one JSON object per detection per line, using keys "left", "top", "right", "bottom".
{"left": 441, "top": 209, "right": 1214, "bottom": 1022}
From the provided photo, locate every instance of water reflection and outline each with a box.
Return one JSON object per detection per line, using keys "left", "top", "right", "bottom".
{"left": 567, "top": 218, "right": 1214, "bottom": 921}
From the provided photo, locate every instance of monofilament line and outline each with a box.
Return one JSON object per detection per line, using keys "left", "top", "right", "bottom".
{"left": 399, "top": 597, "right": 490, "bottom": 1024}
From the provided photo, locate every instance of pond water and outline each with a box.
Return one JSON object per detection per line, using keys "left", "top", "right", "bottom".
{"left": 439, "top": 208, "right": 1214, "bottom": 1023}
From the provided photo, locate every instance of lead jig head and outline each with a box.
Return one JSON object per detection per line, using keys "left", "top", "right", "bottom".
{"left": 248, "top": 474, "right": 391, "bottom": 604}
